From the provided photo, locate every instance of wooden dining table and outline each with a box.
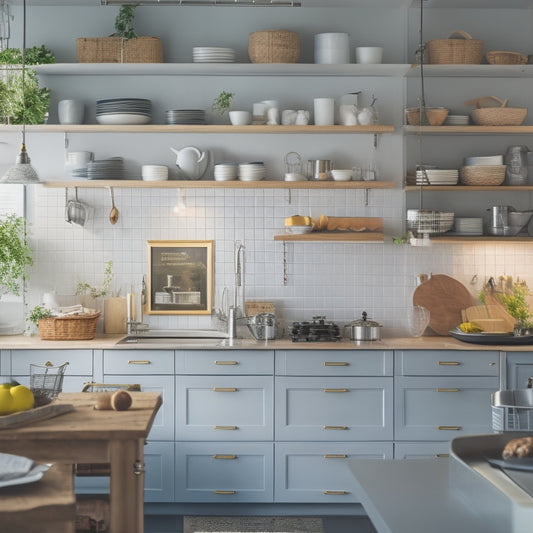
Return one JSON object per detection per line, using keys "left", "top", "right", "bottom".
{"left": 0, "top": 391, "right": 162, "bottom": 533}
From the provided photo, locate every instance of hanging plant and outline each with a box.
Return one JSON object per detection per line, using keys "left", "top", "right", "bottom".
{"left": 0, "top": 214, "right": 33, "bottom": 296}
{"left": 114, "top": 5, "right": 138, "bottom": 40}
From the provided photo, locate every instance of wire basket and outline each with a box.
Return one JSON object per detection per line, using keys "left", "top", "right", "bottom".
{"left": 492, "top": 389, "right": 533, "bottom": 432}
{"left": 406, "top": 209, "right": 454, "bottom": 236}
{"left": 30, "top": 361, "right": 69, "bottom": 406}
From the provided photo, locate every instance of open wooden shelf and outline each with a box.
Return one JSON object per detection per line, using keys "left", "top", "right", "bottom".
{"left": 404, "top": 185, "right": 533, "bottom": 192}
{"left": 274, "top": 232, "right": 384, "bottom": 242}
{"left": 43, "top": 179, "right": 396, "bottom": 190}
{"left": 404, "top": 125, "right": 533, "bottom": 135}
{"left": 429, "top": 235, "right": 533, "bottom": 244}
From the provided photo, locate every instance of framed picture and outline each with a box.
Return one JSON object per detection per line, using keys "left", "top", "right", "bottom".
{"left": 146, "top": 240, "right": 214, "bottom": 315}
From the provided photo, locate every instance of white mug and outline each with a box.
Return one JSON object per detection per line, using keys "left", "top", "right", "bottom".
{"left": 355, "top": 46, "right": 383, "bottom": 64}
{"left": 314, "top": 98, "right": 335, "bottom": 126}
{"left": 58, "top": 99, "right": 85, "bottom": 124}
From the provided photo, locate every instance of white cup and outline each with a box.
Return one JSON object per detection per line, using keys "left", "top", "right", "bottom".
{"left": 229, "top": 110, "right": 252, "bottom": 126}
{"left": 314, "top": 98, "right": 335, "bottom": 126}
{"left": 314, "top": 33, "right": 350, "bottom": 64}
{"left": 355, "top": 46, "right": 383, "bottom": 64}
{"left": 66, "top": 151, "right": 93, "bottom": 168}
{"left": 58, "top": 99, "right": 85, "bottom": 124}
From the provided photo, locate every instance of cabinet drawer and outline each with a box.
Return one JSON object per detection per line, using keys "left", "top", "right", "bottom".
{"left": 176, "top": 375, "right": 273, "bottom": 441}
{"left": 176, "top": 349, "right": 274, "bottom": 375}
{"left": 11, "top": 349, "right": 92, "bottom": 375}
{"left": 175, "top": 442, "right": 273, "bottom": 503}
{"left": 506, "top": 352, "right": 533, "bottom": 389}
{"left": 275, "top": 350, "right": 393, "bottom": 376}
{"left": 394, "top": 442, "right": 450, "bottom": 460}
{"left": 394, "top": 376, "right": 498, "bottom": 441}
{"left": 275, "top": 377, "right": 393, "bottom": 441}
{"left": 103, "top": 350, "right": 174, "bottom": 374}
{"left": 275, "top": 442, "right": 393, "bottom": 503}
{"left": 395, "top": 350, "right": 499, "bottom": 377}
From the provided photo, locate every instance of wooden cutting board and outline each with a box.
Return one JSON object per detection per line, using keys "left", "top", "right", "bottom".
{"left": 413, "top": 274, "right": 477, "bottom": 335}
{"left": 0, "top": 403, "right": 74, "bottom": 429}
{"left": 464, "top": 303, "right": 515, "bottom": 332}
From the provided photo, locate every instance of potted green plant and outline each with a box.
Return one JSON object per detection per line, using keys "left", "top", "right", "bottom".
{"left": 0, "top": 45, "right": 54, "bottom": 125}
{"left": 76, "top": 5, "right": 163, "bottom": 64}
{"left": 212, "top": 91, "right": 234, "bottom": 116}
{"left": 0, "top": 214, "right": 32, "bottom": 296}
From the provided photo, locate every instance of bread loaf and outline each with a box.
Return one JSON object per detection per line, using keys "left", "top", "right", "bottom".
{"left": 502, "top": 437, "right": 533, "bottom": 459}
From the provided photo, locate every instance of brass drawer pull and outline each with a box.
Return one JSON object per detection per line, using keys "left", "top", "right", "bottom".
{"left": 214, "top": 425, "right": 237, "bottom": 430}
{"left": 436, "top": 388, "right": 460, "bottom": 392}
{"left": 323, "top": 454, "right": 347, "bottom": 459}
{"left": 215, "top": 361, "right": 238, "bottom": 365}
{"left": 324, "top": 426, "right": 348, "bottom": 430}
{"left": 324, "top": 388, "right": 348, "bottom": 393}
{"left": 324, "top": 490, "right": 348, "bottom": 495}
{"left": 437, "top": 361, "right": 460, "bottom": 366}
{"left": 324, "top": 362, "right": 349, "bottom": 366}
{"left": 214, "top": 490, "right": 235, "bottom": 494}
{"left": 213, "top": 387, "right": 237, "bottom": 392}
{"left": 127, "top": 360, "right": 151, "bottom": 364}
{"left": 435, "top": 453, "right": 450, "bottom": 458}
{"left": 438, "top": 426, "right": 461, "bottom": 431}
{"left": 213, "top": 454, "right": 237, "bottom": 460}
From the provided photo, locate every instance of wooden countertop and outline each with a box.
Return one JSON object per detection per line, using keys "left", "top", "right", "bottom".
{"left": 1, "top": 334, "right": 532, "bottom": 351}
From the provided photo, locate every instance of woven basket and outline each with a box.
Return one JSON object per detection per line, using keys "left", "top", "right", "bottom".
{"left": 459, "top": 165, "right": 506, "bottom": 186}
{"left": 427, "top": 30, "right": 483, "bottom": 64}
{"left": 248, "top": 30, "right": 300, "bottom": 64}
{"left": 76, "top": 36, "right": 163, "bottom": 63}
{"left": 471, "top": 106, "right": 527, "bottom": 126}
{"left": 38, "top": 311, "right": 101, "bottom": 340}
{"left": 486, "top": 50, "right": 527, "bottom": 65}
{"left": 405, "top": 107, "right": 449, "bottom": 126}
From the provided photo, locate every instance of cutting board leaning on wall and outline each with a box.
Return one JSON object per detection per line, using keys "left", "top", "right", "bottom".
{"left": 413, "top": 274, "right": 477, "bottom": 336}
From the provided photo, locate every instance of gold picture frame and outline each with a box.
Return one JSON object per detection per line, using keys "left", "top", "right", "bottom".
{"left": 146, "top": 240, "right": 213, "bottom": 315}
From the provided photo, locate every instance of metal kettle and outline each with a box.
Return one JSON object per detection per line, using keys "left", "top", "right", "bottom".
{"left": 505, "top": 145, "right": 529, "bottom": 185}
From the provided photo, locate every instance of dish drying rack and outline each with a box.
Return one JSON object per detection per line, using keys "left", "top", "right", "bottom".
{"left": 492, "top": 385, "right": 533, "bottom": 432}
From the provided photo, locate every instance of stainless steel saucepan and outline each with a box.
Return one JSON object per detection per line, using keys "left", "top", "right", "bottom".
{"left": 344, "top": 311, "right": 382, "bottom": 341}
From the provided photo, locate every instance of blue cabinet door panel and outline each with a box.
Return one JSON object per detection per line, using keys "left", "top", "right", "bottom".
{"left": 176, "top": 350, "right": 274, "bottom": 375}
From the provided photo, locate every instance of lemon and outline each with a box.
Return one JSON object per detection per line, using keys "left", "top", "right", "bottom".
{"left": 0, "top": 387, "right": 14, "bottom": 415}
{"left": 10, "top": 385, "right": 35, "bottom": 412}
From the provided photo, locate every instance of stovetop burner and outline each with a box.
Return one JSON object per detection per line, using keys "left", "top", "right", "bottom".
{"left": 290, "top": 316, "right": 341, "bottom": 342}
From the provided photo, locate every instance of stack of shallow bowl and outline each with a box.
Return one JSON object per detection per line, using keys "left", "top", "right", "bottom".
{"left": 460, "top": 154, "right": 506, "bottom": 186}
{"left": 142, "top": 165, "right": 168, "bottom": 181}
{"left": 238, "top": 162, "right": 266, "bottom": 181}
{"left": 96, "top": 98, "right": 152, "bottom": 125}
{"left": 165, "top": 109, "right": 206, "bottom": 125}
{"left": 193, "top": 47, "right": 236, "bottom": 63}
{"left": 214, "top": 163, "right": 238, "bottom": 181}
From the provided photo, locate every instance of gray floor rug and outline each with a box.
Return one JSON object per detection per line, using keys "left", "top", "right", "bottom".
{"left": 183, "top": 516, "right": 326, "bottom": 533}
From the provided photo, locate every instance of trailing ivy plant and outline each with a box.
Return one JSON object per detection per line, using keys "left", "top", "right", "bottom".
{"left": 212, "top": 91, "right": 234, "bottom": 116}
{"left": 0, "top": 45, "right": 55, "bottom": 65}
{"left": 114, "top": 5, "right": 137, "bottom": 40}
{"left": 76, "top": 261, "right": 114, "bottom": 300}
{"left": 0, "top": 214, "right": 33, "bottom": 296}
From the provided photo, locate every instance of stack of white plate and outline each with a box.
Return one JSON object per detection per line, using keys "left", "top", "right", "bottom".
{"left": 464, "top": 155, "right": 504, "bottom": 166}
{"left": 193, "top": 47, "right": 236, "bottom": 63}
{"left": 445, "top": 114, "right": 470, "bottom": 125}
{"left": 165, "top": 109, "right": 206, "bottom": 125}
{"left": 425, "top": 169, "right": 459, "bottom": 185}
{"left": 142, "top": 165, "right": 168, "bottom": 181}
{"left": 214, "top": 163, "right": 238, "bottom": 181}
{"left": 96, "top": 98, "right": 152, "bottom": 125}
{"left": 87, "top": 157, "right": 124, "bottom": 180}
{"left": 238, "top": 162, "right": 266, "bottom": 181}
{"left": 453, "top": 217, "right": 483, "bottom": 236}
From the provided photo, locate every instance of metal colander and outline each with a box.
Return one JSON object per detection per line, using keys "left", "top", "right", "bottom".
{"left": 30, "top": 361, "right": 69, "bottom": 406}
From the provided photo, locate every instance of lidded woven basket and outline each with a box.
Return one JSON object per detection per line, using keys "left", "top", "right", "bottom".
{"left": 248, "top": 30, "right": 300, "bottom": 63}
{"left": 427, "top": 30, "right": 483, "bottom": 64}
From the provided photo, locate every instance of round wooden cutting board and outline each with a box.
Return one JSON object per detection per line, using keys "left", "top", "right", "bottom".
{"left": 413, "top": 274, "right": 477, "bottom": 335}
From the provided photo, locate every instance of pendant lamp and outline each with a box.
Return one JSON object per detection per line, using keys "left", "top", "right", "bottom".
{"left": 1, "top": 0, "right": 39, "bottom": 184}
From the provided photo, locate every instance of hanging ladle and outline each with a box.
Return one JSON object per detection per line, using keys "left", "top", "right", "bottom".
{"left": 108, "top": 187, "right": 119, "bottom": 225}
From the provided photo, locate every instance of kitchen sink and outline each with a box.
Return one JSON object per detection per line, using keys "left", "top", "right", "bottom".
{"left": 117, "top": 329, "right": 228, "bottom": 346}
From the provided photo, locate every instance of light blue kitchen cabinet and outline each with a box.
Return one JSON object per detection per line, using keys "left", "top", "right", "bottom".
{"left": 275, "top": 442, "right": 393, "bottom": 503}
{"left": 505, "top": 351, "right": 533, "bottom": 389}
{"left": 8, "top": 349, "right": 93, "bottom": 393}
{"left": 394, "top": 376, "right": 499, "bottom": 441}
{"left": 275, "top": 376, "right": 393, "bottom": 441}
{"left": 176, "top": 349, "right": 274, "bottom": 375}
{"left": 175, "top": 442, "right": 273, "bottom": 503}
{"left": 394, "top": 442, "right": 450, "bottom": 459}
{"left": 176, "top": 374, "right": 274, "bottom": 441}
{"left": 103, "top": 349, "right": 174, "bottom": 374}
{"left": 275, "top": 349, "right": 393, "bottom": 376}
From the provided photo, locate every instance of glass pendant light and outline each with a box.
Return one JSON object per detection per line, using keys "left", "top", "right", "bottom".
{"left": 1, "top": 0, "right": 39, "bottom": 184}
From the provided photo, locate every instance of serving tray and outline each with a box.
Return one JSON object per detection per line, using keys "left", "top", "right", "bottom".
{"left": 0, "top": 403, "right": 74, "bottom": 429}
{"left": 449, "top": 328, "right": 533, "bottom": 345}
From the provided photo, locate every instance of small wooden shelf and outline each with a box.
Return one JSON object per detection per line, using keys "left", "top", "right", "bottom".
{"left": 429, "top": 235, "right": 533, "bottom": 244}
{"left": 1, "top": 124, "right": 394, "bottom": 134}
{"left": 407, "top": 64, "right": 533, "bottom": 79}
{"left": 274, "top": 232, "right": 384, "bottom": 242}
{"left": 404, "top": 125, "right": 533, "bottom": 135}
{"left": 43, "top": 179, "right": 396, "bottom": 190}
{"left": 404, "top": 185, "right": 533, "bottom": 192}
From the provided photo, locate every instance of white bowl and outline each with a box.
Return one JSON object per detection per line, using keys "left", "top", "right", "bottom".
{"left": 331, "top": 169, "right": 353, "bottom": 181}
{"left": 286, "top": 225, "right": 313, "bottom": 234}
{"left": 229, "top": 111, "right": 251, "bottom": 126}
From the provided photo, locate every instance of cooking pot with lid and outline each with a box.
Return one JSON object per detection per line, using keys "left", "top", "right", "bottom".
{"left": 247, "top": 313, "right": 279, "bottom": 341}
{"left": 344, "top": 311, "right": 382, "bottom": 341}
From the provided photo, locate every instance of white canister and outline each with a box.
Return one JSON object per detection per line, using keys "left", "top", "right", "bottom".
{"left": 355, "top": 46, "right": 383, "bottom": 64}
{"left": 58, "top": 99, "right": 85, "bottom": 124}
{"left": 314, "top": 33, "right": 350, "bottom": 64}
{"left": 314, "top": 98, "right": 335, "bottom": 126}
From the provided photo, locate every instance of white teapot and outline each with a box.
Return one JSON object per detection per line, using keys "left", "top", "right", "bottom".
{"left": 170, "top": 146, "right": 210, "bottom": 180}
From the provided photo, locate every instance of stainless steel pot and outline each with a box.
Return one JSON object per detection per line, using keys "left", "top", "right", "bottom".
{"left": 344, "top": 311, "right": 382, "bottom": 341}
{"left": 247, "top": 313, "right": 279, "bottom": 341}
